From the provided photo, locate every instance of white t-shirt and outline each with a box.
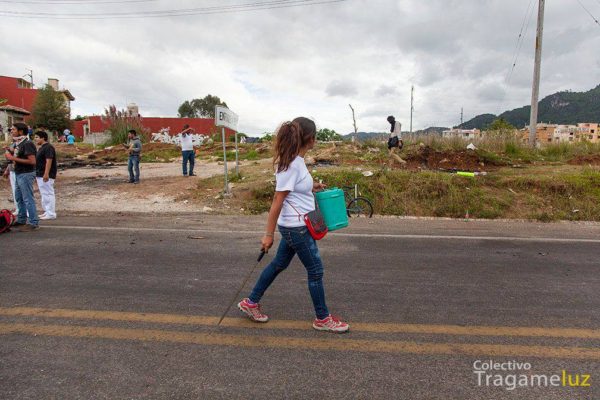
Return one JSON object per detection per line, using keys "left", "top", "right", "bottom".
{"left": 180, "top": 134, "right": 194, "bottom": 151}
{"left": 276, "top": 156, "right": 315, "bottom": 228}
{"left": 390, "top": 122, "right": 402, "bottom": 138}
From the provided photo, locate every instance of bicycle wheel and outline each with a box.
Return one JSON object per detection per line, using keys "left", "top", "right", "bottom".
{"left": 347, "top": 197, "right": 373, "bottom": 218}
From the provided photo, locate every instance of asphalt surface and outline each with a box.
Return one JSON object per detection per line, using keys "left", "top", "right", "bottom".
{"left": 0, "top": 215, "right": 598, "bottom": 400}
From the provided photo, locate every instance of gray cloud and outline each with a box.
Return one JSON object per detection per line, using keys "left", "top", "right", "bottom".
{"left": 0, "top": 0, "right": 598, "bottom": 134}
{"left": 325, "top": 80, "right": 359, "bottom": 97}
{"left": 374, "top": 85, "right": 398, "bottom": 97}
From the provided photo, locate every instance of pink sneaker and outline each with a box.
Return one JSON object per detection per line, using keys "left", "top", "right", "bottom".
{"left": 312, "top": 315, "right": 349, "bottom": 333}
{"left": 237, "top": 298, "right": 269, "bottom": 322}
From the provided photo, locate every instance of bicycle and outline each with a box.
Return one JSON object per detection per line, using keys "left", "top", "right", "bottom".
{"left": 342, "top": 185, "right": 374, "bottom": 218}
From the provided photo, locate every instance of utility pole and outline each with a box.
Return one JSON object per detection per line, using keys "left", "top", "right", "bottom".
{"left": 529, "top": 0, "right": 545, "bottom": 147}
{"left": 24, "top": 69, "right": 33, "bottom": 87}
{"left": 410, "top": 85, "right": 414, "bottom": 134}
{"left": 460, "top": 107, "right": 464, "bottom": 126}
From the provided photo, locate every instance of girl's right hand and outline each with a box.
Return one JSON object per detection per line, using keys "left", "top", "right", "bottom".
{"left": 261, "top": 235, "right": 274, "bottom": 252}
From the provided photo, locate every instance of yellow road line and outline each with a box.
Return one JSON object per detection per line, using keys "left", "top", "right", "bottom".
{"left": 1, "top": 307, "right": 599, "bottom": 339}
{"left": 0, "top": 322, "right": 598, "bottom": 359}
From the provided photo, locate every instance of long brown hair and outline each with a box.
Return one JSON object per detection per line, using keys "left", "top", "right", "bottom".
{"left": 273, "top": 117, "right": 316, "bottom": 172}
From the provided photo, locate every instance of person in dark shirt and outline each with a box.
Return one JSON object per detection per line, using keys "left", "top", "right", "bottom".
{"left": 35, "top": 131, "right": 57, "bottom": 220}
{"left": 4, "top": 122, "right": 39, "bottom": 231}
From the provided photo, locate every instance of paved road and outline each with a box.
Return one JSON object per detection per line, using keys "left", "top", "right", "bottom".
{"left": 1, "top": 215, "right": 598, "bottom": 399}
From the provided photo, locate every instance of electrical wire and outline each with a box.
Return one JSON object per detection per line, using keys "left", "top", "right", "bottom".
{"left": 0, "top": 0, "right": 323, "bottom": 14}
{"left": 575, "top": 0, "right": 600, "bottom": 27}
{"left": 0, "top": 0, "right": 158, "bottom": 4}
{"left": 494, "top": 1, "right": 537, "bottom": 116}
{"left": 505, "top": 0, "right": 536, "bottom": 85}
{"left": 0, "top": 0, "right": 348, "bottom": 19}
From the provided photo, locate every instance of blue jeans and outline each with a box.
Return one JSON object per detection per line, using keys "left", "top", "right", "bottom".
{"left": 128, "top": 155, "right": 140, "bottom": 182}
{"left": 182, "top": 150, "right": 195, "bottom": 175}
{"left": 15, "top": 172, "right": 39, "bottom": 226}
{"left": 249, "top": 225, "right": 329, "bottom": 319}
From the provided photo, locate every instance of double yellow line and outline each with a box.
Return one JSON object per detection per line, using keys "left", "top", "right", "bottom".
{"left": 1, "top": 307, "right": 599, "bottom": 359}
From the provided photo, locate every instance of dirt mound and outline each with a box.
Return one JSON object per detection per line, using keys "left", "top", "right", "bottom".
{"left": 568, "top": 154, "right": 600, "bottom": 166}
{"left": 404, "top": 146, "right": 490, "bottom": 171}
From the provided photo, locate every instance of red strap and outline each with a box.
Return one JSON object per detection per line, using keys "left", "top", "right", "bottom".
{"left": 285, "top": 198, "right": 319, "bottom": 222}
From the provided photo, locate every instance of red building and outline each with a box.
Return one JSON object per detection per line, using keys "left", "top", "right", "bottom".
{"left": 72, "top": 115, "right": 235, "bottom": 139}
{"left": 1, "top": 75, "right": 75, "bottom": 140}
{"left": 0, "top": 75, "right": 75, "bottom": 115}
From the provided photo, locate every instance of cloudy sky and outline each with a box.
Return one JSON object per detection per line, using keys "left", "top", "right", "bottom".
{"left": 1, "top": 0, "right": 599, "bottom": 135}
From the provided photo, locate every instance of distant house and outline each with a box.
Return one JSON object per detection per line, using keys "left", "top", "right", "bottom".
{"left": 0, "top": 75, "right": 75, "bottom": 140}
{"left": 442, "top": 128, "right": 481, "bottom": 140}
{"left": 519, "top": 123, "right": 599, "bottom": 144}
{"left": 578, "top": 123, "right": 599, "bottom": 142}
{"left": 0, "top": 105, "right": 30, "bottom": 142}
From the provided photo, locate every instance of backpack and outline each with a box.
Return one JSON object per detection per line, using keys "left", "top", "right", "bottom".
{"left": 0, "top": 209, "right": 16, "bottom": 234}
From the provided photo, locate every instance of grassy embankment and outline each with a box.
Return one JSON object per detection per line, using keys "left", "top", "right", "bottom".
{"left": 195, "top": 138, "right": 600, "bottom": 221}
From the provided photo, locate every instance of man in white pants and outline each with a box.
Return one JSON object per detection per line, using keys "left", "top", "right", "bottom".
{"left": 2, "top": 140, "right": 20, "bottom": 216}
{"left": 34, "top": 131, "right": 57, "bottom": 220}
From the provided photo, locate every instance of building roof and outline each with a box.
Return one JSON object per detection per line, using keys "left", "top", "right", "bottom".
{"left": 62, "top": 90, "right": 75, "bottom": 101}
{"left": 0, "top": 104, "right": 31, "bottom": 115}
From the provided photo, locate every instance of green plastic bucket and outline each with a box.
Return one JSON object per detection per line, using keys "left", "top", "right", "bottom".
{"left": 315, "top": 188, "right": 349, "bottom": 232}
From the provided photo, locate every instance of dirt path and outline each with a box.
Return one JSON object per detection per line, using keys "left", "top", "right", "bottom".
{"left": 0, "top": 160, "right": 270, "bottom": 214}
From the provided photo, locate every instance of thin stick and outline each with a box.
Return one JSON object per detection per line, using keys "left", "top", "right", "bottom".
{"left": 217, "top": 250, "right": 266, "bottom": 326}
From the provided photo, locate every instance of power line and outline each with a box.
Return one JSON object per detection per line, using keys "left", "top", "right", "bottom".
{"left": 505, "top": 0, "right": 536, "bottom": 85}
{"left": 0, "top": 0, "right": 158, "bottom": 4}
{"left": 575, "top": 0, "right": 600, "bottom": 27}
{"left": 0, "top": 0, "right": 348, "bottom": 19}
{"left": 0, "top": 0, "right": 319, "bottom": 15}
{"left": 495, "top": 0, "right": 537, "bottom": 116}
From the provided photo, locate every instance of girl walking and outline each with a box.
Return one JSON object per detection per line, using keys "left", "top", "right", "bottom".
{"left": 237, "top": 117, "right": 349, "bottom": 333}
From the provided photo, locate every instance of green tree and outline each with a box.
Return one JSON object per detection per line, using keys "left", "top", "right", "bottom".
{"left": 317, "top": 128, "right": 342, "bottom": 142}
{"left": 261, "top": 132, "right": 273, "bottom": 142}
{"left": 103, "top": 105, "right": 149, "bottom": 145}
{"left": 487, "top": 118, "right": 516, "bottom": 132}
{"left": 177, "top": 95, "right": 228, "bottom": 118}
{"left": 177, "top": 101, "right": 195, "bottom": 118}
{"left": 30, "top": 85, "right": 71, "bottom": 132}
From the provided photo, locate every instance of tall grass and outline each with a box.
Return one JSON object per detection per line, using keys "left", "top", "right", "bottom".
{"left": 400, "top": 133, "right": 600, "bottom": 163}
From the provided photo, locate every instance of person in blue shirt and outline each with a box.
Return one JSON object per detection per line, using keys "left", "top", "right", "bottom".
{"left": 67, "top": 132, "right": 75, "bottom": 145}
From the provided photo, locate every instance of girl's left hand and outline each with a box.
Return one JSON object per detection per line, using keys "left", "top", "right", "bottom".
{"left": 313, "top": 182, "right": 327, "bottom": 192}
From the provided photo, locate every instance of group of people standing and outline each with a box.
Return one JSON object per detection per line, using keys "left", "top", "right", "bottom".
{"left": 2, "top": 122, "right": 57, "bottom": 232}
{"left": 122, "top": 124, "right": 199, "bottom": 184}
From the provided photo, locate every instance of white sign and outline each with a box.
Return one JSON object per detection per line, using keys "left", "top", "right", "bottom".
{"left": 215, "top": 106, "right": 239, "bottom": 131}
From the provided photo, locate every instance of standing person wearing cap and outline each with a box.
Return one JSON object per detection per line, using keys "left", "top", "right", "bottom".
{"left": 179, "top": 124, "right": 196, "bottom": 176}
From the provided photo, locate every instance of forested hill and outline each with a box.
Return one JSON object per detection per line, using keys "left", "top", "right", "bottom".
{"left": 459, "top": 84, "right": 600, "bottom": 129}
